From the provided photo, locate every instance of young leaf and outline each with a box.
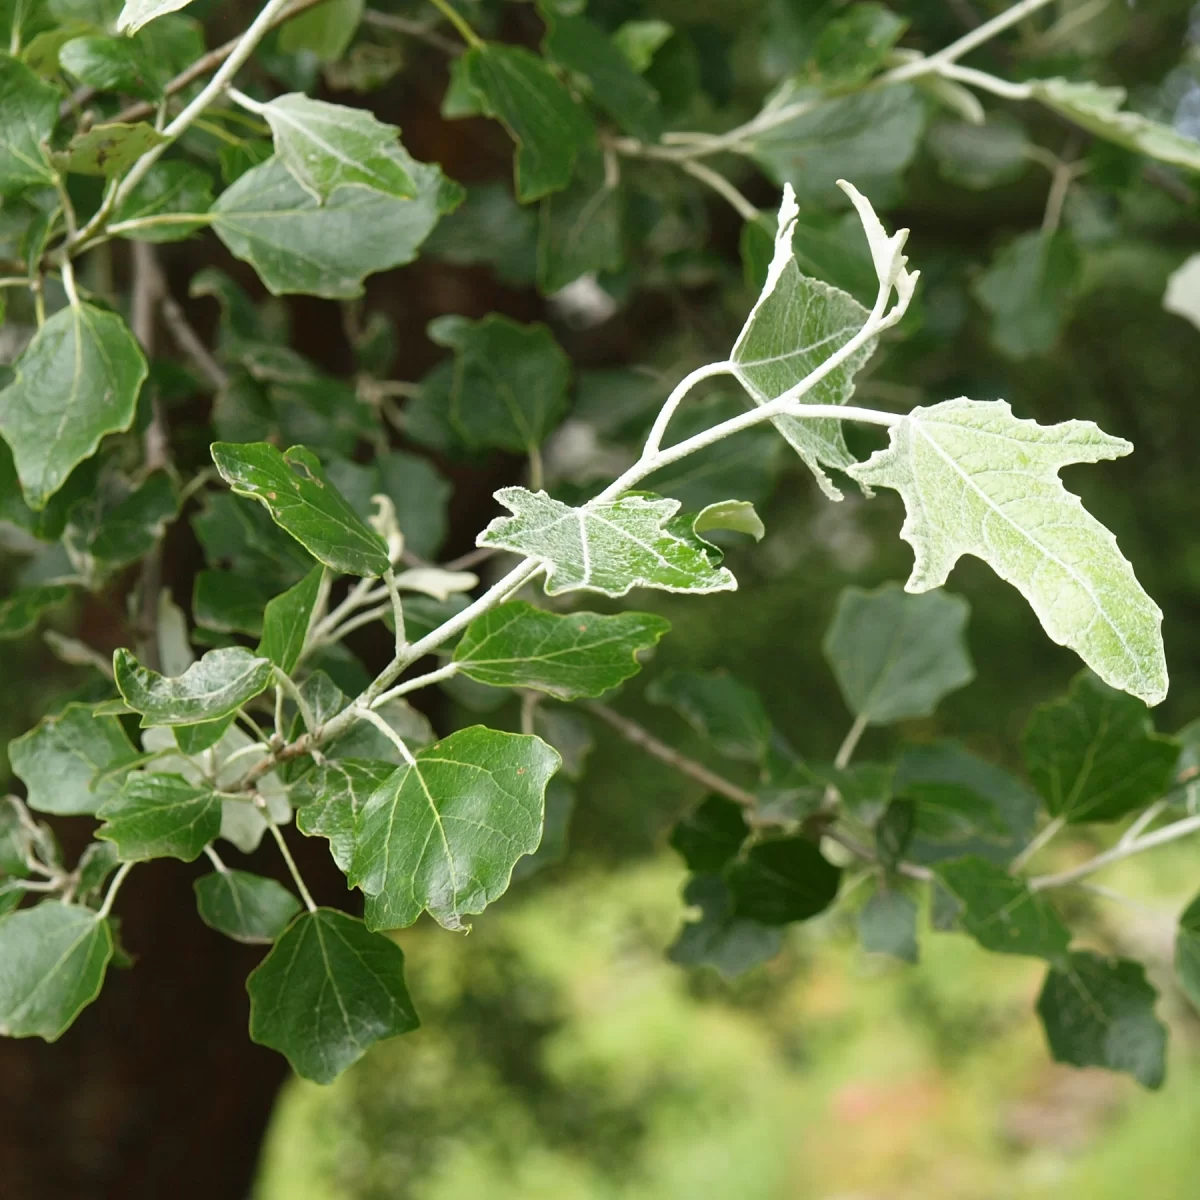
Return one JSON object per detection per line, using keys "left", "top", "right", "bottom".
{"left": 0, "top": 55, "right": 58, "bottom": 195}
{"left": 647, "top": 670, "right": 772, "bottom": 764}
{"left": 247, "top": 908, "right": 419, "bottom": 1084}
{"left": 726, "top": 837, "right": 841, "bottom": 926}
{"left": 477, "top": 488, "right": 736, "bottom": 598}
{"left": 1037, "top": 952, "right": 1166, "bottom": 1089}
{"left": 9, "top": 703, "right": 140, "bottom": 816}
{"left": 848, "top": 399, "right": 1167, "bottom": 706}
{"left": 730, "top": 185, "right": 873, "bottom": 500}
{"left": 56, "top": 122, "right": 168, "bottom": 177}
{"left": 458, "top": 43, "right": 594, "bottom": 202}
{"left": 117, "top": 0, "right": 196, "bottom": 34}
{"left": 349, "top": 727, "right": 561, "bottom": 932}
{"left": 257, "top": 566, "right": 323, "bottom": 674}
{"left": 669, "top": 795, "right": 750, "bottom": 873}
{"left": 428, "top": 313, "right": 570, "bottom": 453}
{"left": 194, "top": 870, "right": 302, "bottom": 944}
{"left": 0, "top": 902, "right": 113, "bottom": 1040}
{"left": 934, "top": 855, "right": 1070, "bottom": 960}
{"left": 211, "top": 155, "right": 456, "bottom": 299}
{"left": 668, "top": 874, "right": 784, "bottom": 980}
{"left": 97, "top": 772, "right": 222, "bottom": 862}
{"left": 1022, "top": 672, "right": 1179, "bottom": 824}
{"left": 112, "top": 160, "right": 213, "bottom": 242}
{"left": 260, "top": 93, "right": 416, "bottom": 203}
{"left": 211, "top": 442, "right": 390, "bottom": 577}
{"left": 858, "top": 886, "right": 918, "bottom": 963}
{"left": 453, "top": 601, "right": 670, "bottom": 700}
{"left": 114, "top": 646, "right": 274, "bottom": 726}
{"left": 822, "top": 582, "right": 974, "bottom": 725}
{"left": 1031, "top": 78, "right": 1200, "bottom": 173}
{"left": 0, "top": 584, "right": 70, "bottom": 639}
{"left": 0, "top": 304, "right": 148, "bottom": 509}
{"left": 294, "top": 758, "right": 395, "bottom": 874}
{"left": 59, "top": 36, "right": 160, "bottom": 101}
{"left": 1175, "top": 890, "right": 1200, "bottom": 1013}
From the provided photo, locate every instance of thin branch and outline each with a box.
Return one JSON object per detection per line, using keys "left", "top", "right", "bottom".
{"left": 1009, "top": 814, "right": 1065, "bottom": 873}
{"left": 354, "top": 705, "right": 418, "bottom": 766}
{"left": 833, "top": 714, "right": 869, "bottom": 771}
{"left": 1029, "top": 815, "right": 1200, "bottom": 892}
{"left": 363, "top": 8, "right": 462, "bottom": 55}
{"left": 425, "top": 0, "right": 482, "bottom": 49}
{"left": 97, "top": 862, "right": 134, "bottom": 920}
{"left": 372, "top": 662, "right": 459, "bottom": 708}
{"left": 160, "top": 287, "right": 229, "bottom": 390}
{"left": 204, "top": 843, "right": 229, "bottom": 873}
{"left": 823, "top": 829, "right": 933, "bottom": 883}
{"left": 681, "top": 160, "right": 760, "bottom": 222}
{"left": 264, "top": 815, "right": 317, "bottom": 913}
{"left": 643, "top": 360, "right": 733, "bottom": 457}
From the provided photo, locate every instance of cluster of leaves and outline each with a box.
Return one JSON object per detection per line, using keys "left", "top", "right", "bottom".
{"left": 1, "top": 0, "right": 1199, "bottom": 1095}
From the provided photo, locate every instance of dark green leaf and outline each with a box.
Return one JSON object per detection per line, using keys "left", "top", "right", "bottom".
{"left": 278, "top": 0, "right": 363, "bottom": 61}
{"left": 1037, "top": 952, "right": 1166, "bottom": 1089}
{"left": 875, "top": 798, "right": 914, "bottom": 870}
{"left": 247, "top": 907, "right": 419, "bottom": 1084}
{"left": 174, "top": 716, "right": 234, "bottom": 756}
{"left": 927, "top": 117, "right": 1030, "bottom": 190}
{"left": 0, "top": 302, "right": 148, "bottom": 509}
{"left": 98, "top": 771, "right": 222, "bottom": 862}
{"left": 257, "top": 565, "right": 323, "bottom": 674}
{"left": 56, "top": 121, "right": 168, "bottom": 177}
{"left": 211, "top": 441, "right": 390, "bottom": 577}
{"left": 668, "top": 873, "right": 784, "bottom": 979}
{"left": 0, "top": 54, "right": 58, "bottom": 195}
{"left": 66, "top": 469, "right": 177, "bottom": 568}
{"left": 822, "top": 583, "right": 975, "bottom": 725}
{"left": 810, "top": 3, "right": 907, "bottom": 85}
{"left": 59, "top": 35, "right": 159, "bottom": 99}
{"left": 1175, "top": 890, "right": 1200, "bottom": 1013}
{"left": 294, "top": 758, "right": 394, "bottom": 874}
{"left": 454, "top": 601, "right": 669, "bottom": 699}
{"left": 9, "top": 703, "right": 139, "bottom": 815}
{"left": 422, "top": 181, "right": 538, "bottom": 286}
{"left": 0, "top": 902, "right": 113, "bottom": 1040}
{"left": 114, "top": 646, "right": 274, "bottom": 726}
{"left": 0, "top": 583, "right": 70, "bottom": 639}
{"left": 647, "top": 670, "right": 771, "bottom": 764}
{"left": 194, "top": 869, "right": 302, "bottom": 944}
{"left": 858, "top": 886, "right": 918, "bottom": 963}
{"left": 726, "top": 836, "right": 841, "bottom": 925}
{"left": 669, "top": 795, "right": 749, "bottom": 873}
{"left": 112, "top": 160, "right": 213, "bottom": 242}
{"left": 538, "top": 155, "right": 624, "bottom": 294}
{"left": 1023, "top": 672, "right": 1179, "bottom": 824}
{"left": 350, "top": 726, "right": 560, "bottom": 931}
{"left": 935, "top": 855, "right": 1070, "bottom": 960}
{"left": 193, "top": 569, "right": 271, "bottom": 636}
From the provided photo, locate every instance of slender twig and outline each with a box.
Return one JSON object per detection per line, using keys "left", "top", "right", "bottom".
{"left": 204, "top": 844, "right": 229, "bottom": 873}
{"left": 372, "top": 662, "right": 459, "bottom": 709}
{"left": 363, "top": 8, "right": 462, "bottom": 55}
{"left": 274, "top": 669, "right": 316, "bottom": 733}
{"left": 1120, "top": 799, "right": 1169, "bottom": 848}
{"left": 833, "top": 714, "right": 869, "bottom": 772}
{"left": 1009, "top": 814, "right": 1065, "bottom": 873}
{"left": 97, "top": 862, "right": 134, "bottom": 920}
{"left": 263, "top": 814, "right": 317, "bottom": 912}
{"left": 425, "top": 0, "right": 482, "bottom": 48}
{"left": 824, "top": 829, "right": 933, "bottom": 883}
{"left": 443, "top": 546, "right": 497, "bottom": 572}
{"left": 354, "top": 705, "right": 418, "bottom": 766}
{"left": 160, "top": 287, "right": 229, "bottom": 390}
{"left": 681, "top": 160, "right": 760, "bottom": 222}
{"left": 1029, "top": 815, "right": 1200, "bottom": 892}
{"left": 643, "top": 361, "right": 733, "bottom": 457}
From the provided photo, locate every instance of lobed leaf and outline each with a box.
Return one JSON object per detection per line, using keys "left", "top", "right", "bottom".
{"left": 0, "top": 55, "right": 58, "bottom": 196}
{"left": 114, "top": 646, "right": 274, "bottom": 726}
{"left": 257, "top": 566, "right": 323, "bottom": 674}
{"left": 97, "top": 772, "right": 223, "bottom": 862}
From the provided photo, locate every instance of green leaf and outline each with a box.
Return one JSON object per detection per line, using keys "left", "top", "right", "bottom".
{"left": 730, "top": 185, "right": 874, "bottom": 500}
{"left": 422, "top": 181, "right": 538, "bottom": 287}
{"left": 261, "top": 93, "right": 416, "bottom": 203}
{"left": 809, "top": 3, "right": 907, "bottom": 86}
{"left": 0, "top": 583, "right": 70, "bottom": 639}
{"left": 1037, "top": 951, "right": 1166, "bottom": 1089}
{"left": 56, "top": 121, "right": 168, "bottom": 177}
{"left": 66, "top": 469, "right": 177, "bottom": 570}
{"left": 59, "top": 35, "right": 159, "bottom": 100}
{"left": 74, "top": 840, "right": 119, "bottom": 902}
{"left": 0, "top": 54, "right": 57, "bottom": 195}
{"left": 668, "top": 874, "right": 784, "bottom": 979}
{"left": 849, "top": 399, "right": 1167, "bottom": 706}
{"left": 927, "top": 117, "right": 1030, "bottom": 190}
{"left": 537, "top": 161, "right": 624, "bottom": 294}
{"left": 194, "top": 869, "right": 302, "bottom": 944}
{"left": 453, "top": 601, "right": 669, "bottom": 700}
{"left": 726, "top": 836, "right": 841, "bottom": 925}
{"left": 278, "top": 0, "right": 363, "bottom": 61}
{"left": 193, "top": 570, "right": 270, "bottom": 636}
{"left": 257, "top": 565, "right": 323, "bottom": 674}
{"left": 875, "top": 797, "right": 914, "bottom": 869}
{"left": 458, "top": 42, "right": 594, "bottom": 203}
{"left": 295, "top": 758, "right": 394, "bottom": 874}
{"left": 858, "top": 886, "right": 918, "bottom": 963}
{"left": 428, "top": 313, "right": 571, "bottom": 453}
{"left": 247, "top": 907, "right": 418, "bottom": 1083}
{"left": 1031, "top": 78, "right": 1200, "bottom": 173}
{"left": 0, "top": 302, "right": 148, "bottom": 509}
{"left": 349, "top": 726, "right": 560, "bottom": 932}
{"left": 211, "top": 154, "right": 456, "bottom": 299}
{"left": 611, "top": 19, "right": 672, "bottom": 73}
{"left": 542, "top": 9, "right": 662, "bottom": 142}
{"left": 1022, "top": 672, "right": 1178, "bottom": 824}
{"left": 9, "top": 703, "right": 139, "bottom": 815}
{"left": 117, "top": 0, "right": 195, "bottom": 34}
{"left": 97, "top": 771, "right": 222, "bottom": 862}
{"left": 822, "top": 582, "right": 974, "bottom": 725}
{"left": 0, "top": 902, "right": 113, "bottom": 1040}
{"left": 669, "top": 795, "right": 749, "bottom": 873}
{"left": 647, "top": 670, "right": 771, "bottom": 764}
{"left": 210, "top": 442, "right": 390, "bottom": 577}
{"left": 934, "top": 855, "right": 1070, "bottom": 960}
{"left": 973, "top": 231, "right": 1080, "bottom": 359}
{"left": 749, "top": 84, "right": 924, "bottom": 208}
{"left": 533, "top": 706, "right": 593, "bottom": 780}
{"left": 1175, "top": 890, "right": 1200, "bottom": 1013}
{"left": 114, "top": 646, "right": 274, "bottom": 726}
{"left": 478, "top": 487, "right": 737, "bottom": 598}
{"left": 512, "top": 778, "right": 574, "bottom": 880}
{"left": 112, "top": 160, "right": 213, "bottom": 242}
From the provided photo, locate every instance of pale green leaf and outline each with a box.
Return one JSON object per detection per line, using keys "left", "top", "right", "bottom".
{"left": 0, "top": 902, "right": 113, "bottom": 1040}
{"left": 858, "top": 886, "right": 918, "bottom": 963}
{"left": 59, "top": 35, "right": 160, "bottom": 100}
{"left": 97, "top": 771, "right": 222, "bottom": 862}
{"left": 647, "top": 670, "right": 771, "bottom": 763}
{"left": 454, "top": 601, "right": 670, "bottom": 700}
{"left": 611, "top": 19, "right": 672, "bottom": 73}
{"left": 247, "top": 907, "right": 418, "bottom": 1084}
{"left": 55, "top": 121, "right": 168, "bottom": 177}
{"left": 261, "top": 93, "right": 416, "bottom": 203}
{"left": 114, "top": 646, "right": 274, "bottom": 726}
{"left": 116, "top": 0, "right": 194, "bottom": 34}
{"left": 822, "top": 582, "right": 974, "bottom": 725}
{"left": 294, "top": 758, "right": 394, "bottom": 873}
{"left": 0, "top": 54, "right": 57, "bottom": 195}
{"left": 477, "top": 487, "right": 737, "bottom": 598}
{"left": 349, "top": 726, "right": 560, "bottom": 931}
{"left": 9, "top": 703, "right": 139, "bottom": 815}
{"left": 194, "top": 869, "right": 302, "bottom": 944}
{"left": 0, "top": 303, "right": 148, "bottom": 509}
{"left": 1023, "top": 672, "right": 1178, "bottom": 824}
{"left": 257, "top": 565, "right": 323, "bottom": 674}
{"left": 211, "top": 441, "right": 390, "bottom": 577}
{"left": 1037, "top": 951, "right": 1166, "bottom": 1089}
{"left": 1164, "top": 253, "right": 1200, "bottom": 331}
{"left": 848, "top": 399, "right": 1167, "bottom": 705}
{"left": 810, "top": 3, "right": 907, "bottom": 86}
